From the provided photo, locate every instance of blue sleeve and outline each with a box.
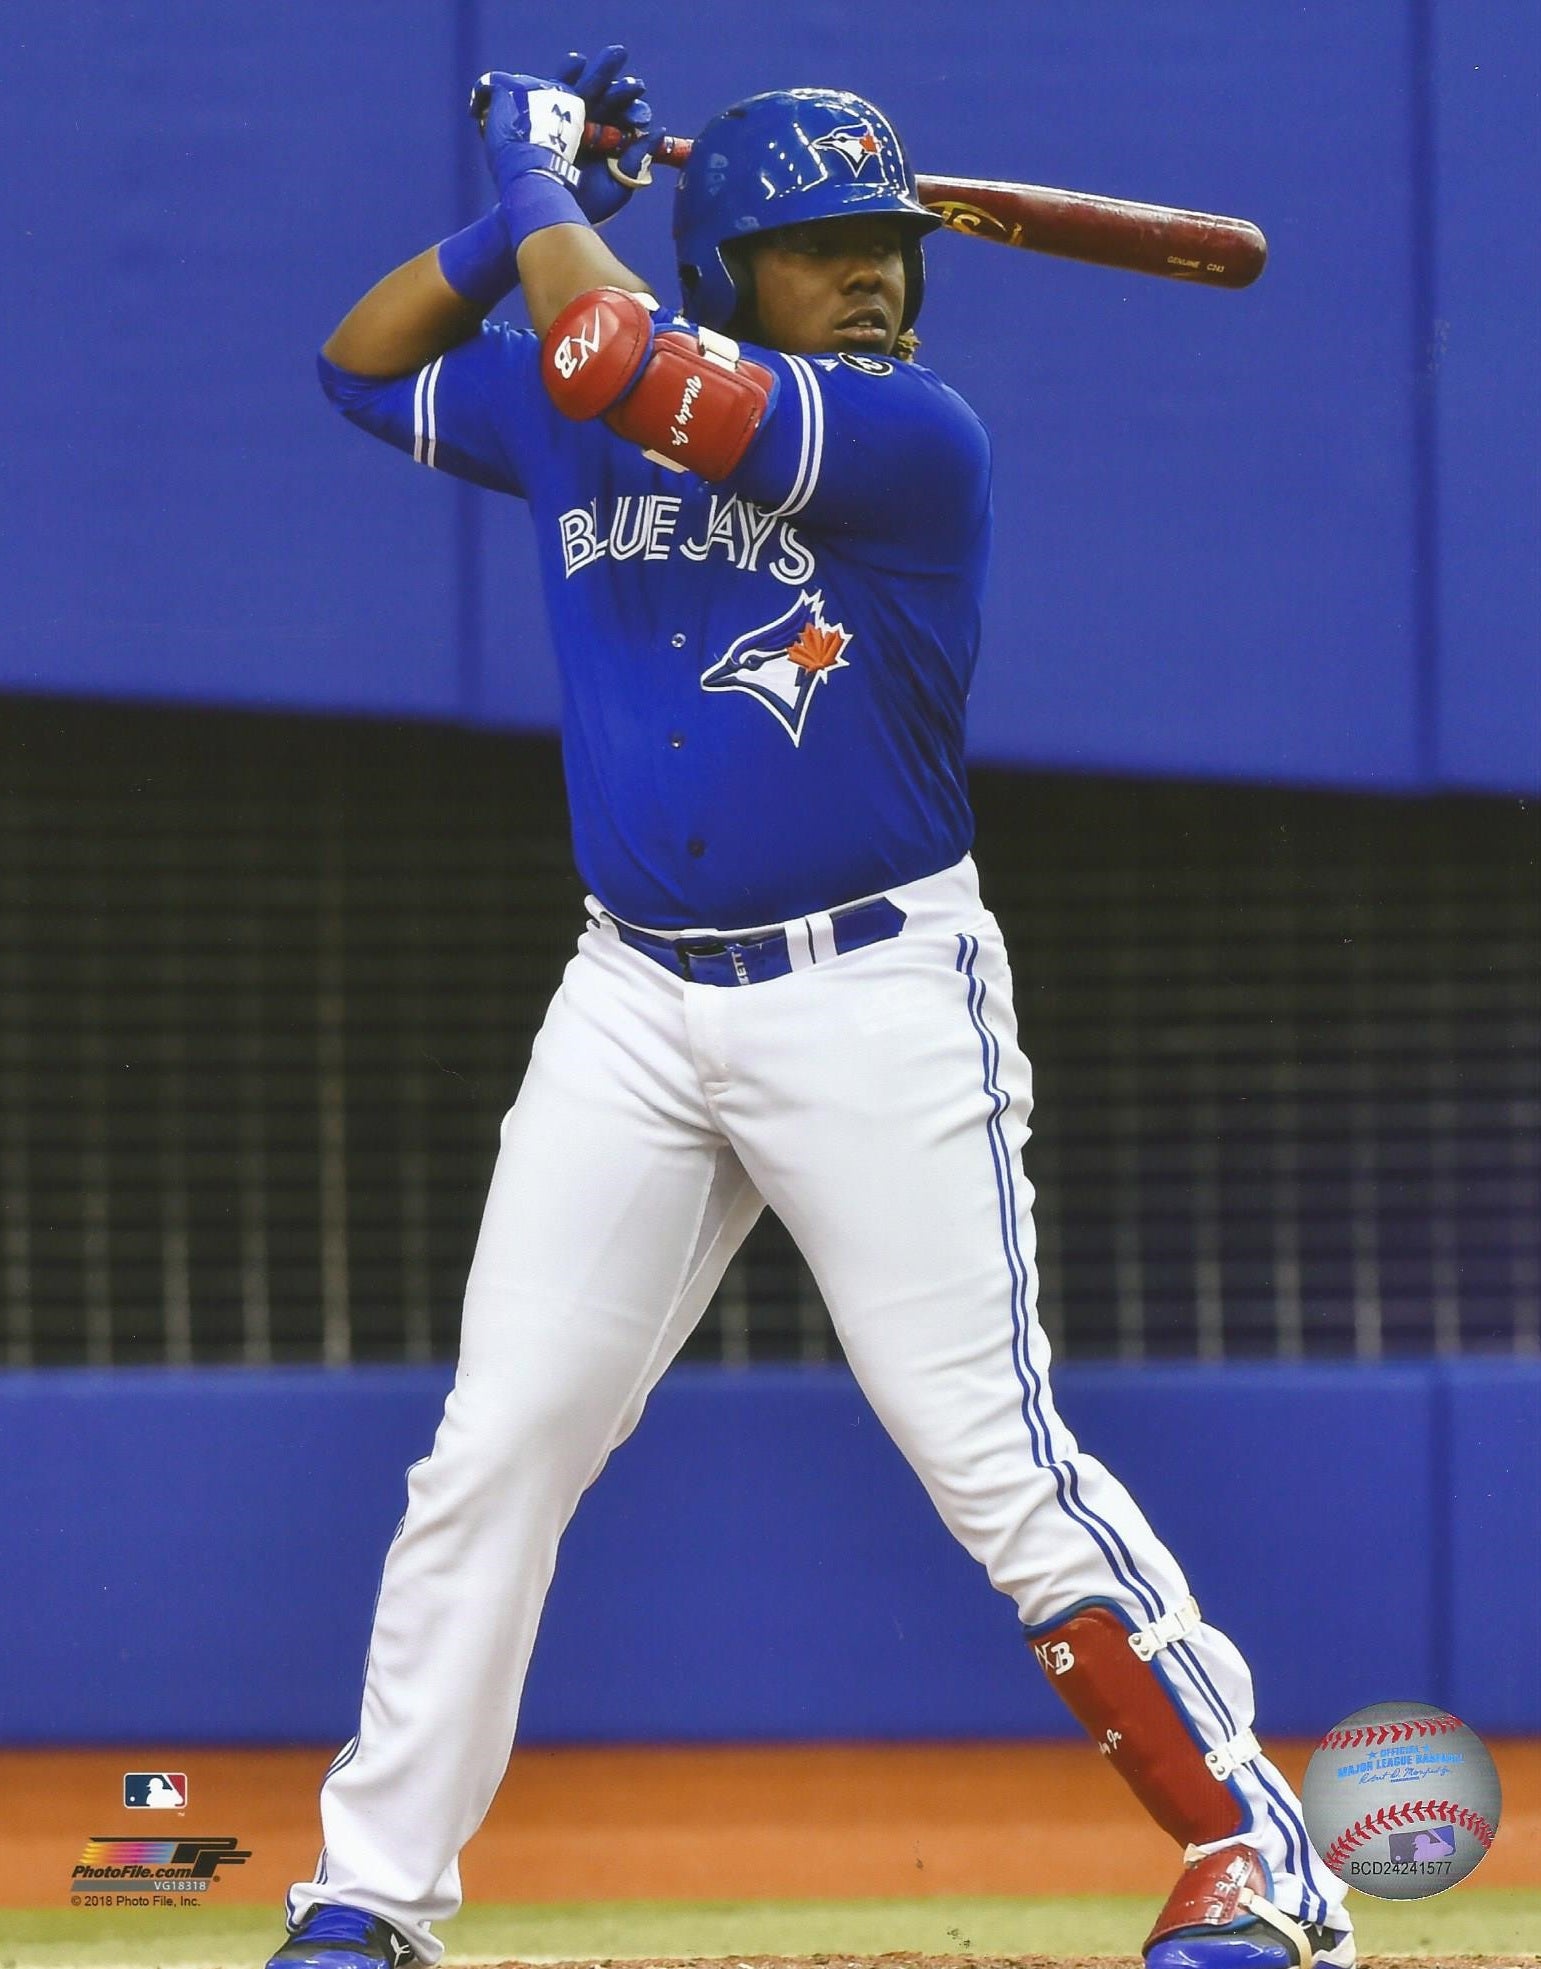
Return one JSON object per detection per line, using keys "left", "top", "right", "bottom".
{"left": 316, "top": 323, "right": 555, "bottom": 499}
{"left": 725, "top": 349, "right": 992, "bottom": 568}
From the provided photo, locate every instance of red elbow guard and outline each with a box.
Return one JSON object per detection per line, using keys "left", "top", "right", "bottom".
{"left": 604, "top": 324, "right": 775, "bottom": 480}
{"left": 541, "top": 287, "right": 657, "bottom": 418}
{"left": 540, "top": 286, "right": 775, "bottom": 481}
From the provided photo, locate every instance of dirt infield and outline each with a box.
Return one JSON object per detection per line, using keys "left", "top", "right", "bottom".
{"left": 470, "top": 1957, "right": 1541, "bottom": 1968}
{"left": 6, "top": 1916, "right": 1540, "bottom": 1966}
{"left": 10, "top": 1952, "right": 1541, "bottom": 1969}
{"left": 5, "top": 1740, "right": 1537, "bottom": 1907}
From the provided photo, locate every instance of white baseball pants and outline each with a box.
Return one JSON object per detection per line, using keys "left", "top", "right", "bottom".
{"left": 288, "top": 855, "right": 1346, "bottom": 1960}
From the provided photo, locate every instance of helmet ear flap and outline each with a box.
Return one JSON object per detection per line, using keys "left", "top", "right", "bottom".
{"left": 718, "top": 238, "right": 757, "bottom": 337}
{"left": 899, "top": 232, "right": 926, "bottom": 332}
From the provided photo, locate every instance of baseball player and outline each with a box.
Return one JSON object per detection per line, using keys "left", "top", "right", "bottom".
{"left": 271, "top": 49, "right": 1353, "bottom": 1969}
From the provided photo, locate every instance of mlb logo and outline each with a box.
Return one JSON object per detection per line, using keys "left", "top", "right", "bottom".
{"left": 123, "top": 1772, "right": 187, "bottom": 1809}
{"left": 1388, "top": 1824, "right": 1455, "bottom": 1864}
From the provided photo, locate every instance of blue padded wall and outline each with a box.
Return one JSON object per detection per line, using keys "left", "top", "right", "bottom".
{"left": 1, "top": 3, "right": 467, "bottom": 720}
{"left": 1428, "top": 3, "right": 1541, "bottom": 790}
{"left": 1, "top": 2, "right": 1534, "bottom": 788}
{"left": 2, "top": 1362, "right": 1535, "bottom": 1745}
{"left": 1445, "top": 1362, "right": 1541, "bottom": 1732}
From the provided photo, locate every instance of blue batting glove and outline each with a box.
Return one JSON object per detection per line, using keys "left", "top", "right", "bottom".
{"left": 469, "top": 71, "right": 586, "bottom": 202}
{"left": 555, "top": 45, "right": 658, "bottom": 226}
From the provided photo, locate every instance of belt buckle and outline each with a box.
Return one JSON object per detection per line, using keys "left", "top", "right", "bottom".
{"left": 678, "top": 934, "right": 758, "bottom": 987}
{"left": 677, "top": 936, "right": 724, "bottom": 981}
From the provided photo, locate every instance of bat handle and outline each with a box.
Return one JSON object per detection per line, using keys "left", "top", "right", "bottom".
{"left": 581, "top": 121, "right": 695, "bottom": 168}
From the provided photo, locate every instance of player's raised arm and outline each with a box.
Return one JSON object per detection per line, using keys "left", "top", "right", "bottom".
{"left": 471, "top": 66, "right": 657, "bottom": 335}
{"left": 321, "top": 52, "right": 656, "bottom": 378}
{"left": 321, "top": 248, "right": 486, "bottom": 379}
{"left": 316, "top": 50, "right": 660, "bottom": 495}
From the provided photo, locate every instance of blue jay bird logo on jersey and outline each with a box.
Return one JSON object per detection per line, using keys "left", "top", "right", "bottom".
{"left": 811, "top": 123, "right": 883, "bottom": 176}
{"left": 700, "top": 590, "right": 852, "bottom": 745}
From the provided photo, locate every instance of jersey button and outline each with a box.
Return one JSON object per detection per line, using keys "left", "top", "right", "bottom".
{"left": 687, "top": 837, "right": 706, "bottom": 858}
{"left": 671, "top": 633, "right": 686, "bottom": 648}
{"left": 669, "top": 732, "right": 686, "bottom": 749}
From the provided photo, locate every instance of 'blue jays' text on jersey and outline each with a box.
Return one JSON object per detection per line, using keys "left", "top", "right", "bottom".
{"left": 319, "top": 316, "right": 993, "bottom": 930}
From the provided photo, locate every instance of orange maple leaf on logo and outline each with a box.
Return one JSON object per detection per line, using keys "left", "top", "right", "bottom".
{"left": 786, "top": 622, "right": 845, "bottom": 672}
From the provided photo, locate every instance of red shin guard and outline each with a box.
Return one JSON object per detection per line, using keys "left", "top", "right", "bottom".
{"left": 1030, "top": 1599, "right": 1248, "bottom": 1847}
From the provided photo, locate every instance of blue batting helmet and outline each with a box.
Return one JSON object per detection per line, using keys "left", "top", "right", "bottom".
{"left": 674, "top": 89, "right": 941, "bottom": 333}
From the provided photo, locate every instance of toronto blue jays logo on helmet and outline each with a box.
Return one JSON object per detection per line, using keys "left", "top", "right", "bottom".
{"left": 810, "top": 122, "right": 883, "bottom": 176}
{"left": 700, "top": 590, "right": 852, "bottom": 745}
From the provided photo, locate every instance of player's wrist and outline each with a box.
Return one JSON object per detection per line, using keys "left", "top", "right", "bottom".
{"left": 498, "top": 171, "right": 588, "bottom": 253}
{"left": 471, "top": 74, "right": 590, "bottom": 247}
{"left": 437, "top": 208, "right": 520, "bottom": 310}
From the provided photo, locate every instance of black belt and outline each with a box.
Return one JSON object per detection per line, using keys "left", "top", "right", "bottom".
{"left": 614, "top": 896, "right": 907, "bottom": 986}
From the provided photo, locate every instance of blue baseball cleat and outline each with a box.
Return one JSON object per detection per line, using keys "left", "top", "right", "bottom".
{"left": 1144, "top": 1845, "right": 1354, "bottom": 1969}
{"left": 266, "top": 1903, "right": 418, "bottom": 1969}
{"left": 1146, "top": 1920, "right": 1354, "bottom": 1969}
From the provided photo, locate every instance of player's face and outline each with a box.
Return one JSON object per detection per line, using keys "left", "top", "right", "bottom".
{"left": 745, "top": 217, "right": 908, "bottom": 356}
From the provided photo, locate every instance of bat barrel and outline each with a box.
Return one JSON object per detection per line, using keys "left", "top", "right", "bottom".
{"left": 916, "top": 176, "right": 1267, "bottom": 289}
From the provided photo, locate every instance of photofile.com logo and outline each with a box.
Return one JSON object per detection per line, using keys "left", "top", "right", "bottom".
{"left": 71, "top": 1837, "right": 250, "bottom": 1890}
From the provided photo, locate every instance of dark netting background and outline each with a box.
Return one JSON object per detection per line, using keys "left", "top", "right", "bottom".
{"left": 1, "top": 696, "right": 1535, "bottom": 1368}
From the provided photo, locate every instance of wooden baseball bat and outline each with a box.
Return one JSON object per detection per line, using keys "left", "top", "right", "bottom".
{"left": 583, "top": 124, "right": 1267, "bottom": 290}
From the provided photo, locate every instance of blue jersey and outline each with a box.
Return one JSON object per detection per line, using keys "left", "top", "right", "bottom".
{"left": 320, "top": 319, "right": 992, "bottom": 930}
